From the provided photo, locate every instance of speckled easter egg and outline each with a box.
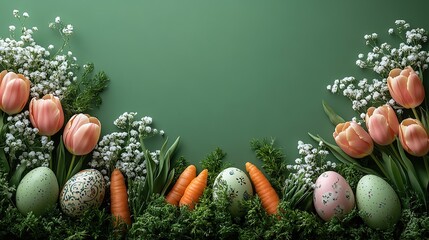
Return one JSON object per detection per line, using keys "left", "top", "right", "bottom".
{"left": 16, "top": 167, "right": 59, "bottom": 216}
{"left": 313, "top": 171, "right": 355, "bottom": 221}
{"left": 213, "top": 167, "right": 253, "bottom": 217}
{"left": 356, "top": 174, "right": 401, "bottom": 230}
{"left": 60, "top": 169, "right": 105, "bottom": 217}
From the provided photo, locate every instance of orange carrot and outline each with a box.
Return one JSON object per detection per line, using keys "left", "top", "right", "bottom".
{"left": 245, "top": 162, "right": 279, "bottom": 215}
{"left": 110, "top": 168, "right": 132, "bottom": 227}
{"left": 179, "top": 169, "right": 208, "bottom": 210}
{"left": 165, "top": 165, "right": 197, "bottom": 205}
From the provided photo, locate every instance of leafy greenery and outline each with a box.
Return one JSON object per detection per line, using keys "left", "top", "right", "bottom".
{"left": 61, "top": 63, "right": 109, "bottom": 119}
{"left": 3, "top": 145, "right": 429, "bottom": 239}
{"left": 128, "top": 137, "right": 180, "bottom": 219}
{"left": 250, "top": 138, "right": 288, "bottom": 192}
{"left": 0, "top": 173, "right": 114, "bottom": 240}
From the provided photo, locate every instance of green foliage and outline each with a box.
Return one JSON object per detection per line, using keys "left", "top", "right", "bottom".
{"left": 3, "top": 147, "right": 429, "bottom": 239}
{"left": 0, "top": 173, "right": 112, "bottom": 240}
{"left": 250, "top": 138, "right": 288, "bottom": 192}
{"left": 61, "top": 63, "right": 109, "bottom": 119}
{"left": 128, "top": 137, "right": 180, "bottom": 219}
{"left": 200, "top": 147, "right": 228, "bottom": 186}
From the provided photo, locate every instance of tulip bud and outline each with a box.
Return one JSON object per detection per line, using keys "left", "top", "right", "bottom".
{"left": 29, "top": 94, "right": 65, "bottom": 136}
{"left": 387, "top": 66, "right": 425, "bottom": 109}
{"left": 398, "top": 118, "right": 429, "bottom": 157}
{"left": 365, "top": 105, "right": 399, "bottom": 145}
{"left": 0, "top": 70, "right": 31, "bottom": 115}
{"left": 333, "top": 121, "right": 374, "bottom": 158}
{"left": 63, "top": 113, "right": 101, "bottom": 156}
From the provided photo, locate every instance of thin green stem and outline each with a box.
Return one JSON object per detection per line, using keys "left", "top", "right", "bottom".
{"left": 389, "top": 143, "right": 403, "bottom": 167}
{"left": 66, "top": 154, "right": 76, "bottom": 180}
{"left": 412, "top": 107, "right": 421, "bottom": 122}
{"left": 424, "top": 156, "right": 429, "bottom": 179}
{"left": 370, "top": 153, "right": 388, "bottom": 178}
{"left": 48, "top": 136, "right": 52, "bottom": 169}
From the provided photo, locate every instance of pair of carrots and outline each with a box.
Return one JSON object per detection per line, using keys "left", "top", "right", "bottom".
{"left": 165, "top": 165, "right": 208, "bottom": 210}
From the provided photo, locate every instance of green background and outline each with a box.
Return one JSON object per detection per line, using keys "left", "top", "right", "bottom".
{"left": 2, "top": 0, "right": 429, "bottom": 171}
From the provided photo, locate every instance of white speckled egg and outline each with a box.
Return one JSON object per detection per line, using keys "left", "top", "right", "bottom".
{"left": 16, "top": 167, "right": 59, "bottom": 216}
{"left": 213, "top": 167, "right": 253, "bottom": 217}
{"left": 356, "top": 174, "right": 401, "bottom": 230}
{"left": 313, "top": 171, "right": 355, "bottom": 221}
{"left": 60, "top": 169, "right": 105, "bottom": 217}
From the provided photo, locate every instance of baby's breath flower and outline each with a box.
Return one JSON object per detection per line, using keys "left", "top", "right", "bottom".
{"left": 90, "top": 112, "right": 166, "bottom": 185}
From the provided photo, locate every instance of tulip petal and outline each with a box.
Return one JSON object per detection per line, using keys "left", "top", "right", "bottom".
{"left": 403, "top": 124, "right": 429, "bottom": 156}
{"left": 1, "top": 78, "right": 29, "bottom": 114}
{"left": 70, "top": 123, "right": 101, "bottom": 155}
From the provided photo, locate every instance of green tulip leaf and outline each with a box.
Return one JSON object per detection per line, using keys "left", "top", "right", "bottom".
{"left": 396, "top": 139, "right": 428, "bottom": 209}
{"left": 322, "top": 100, "right": 345, "bottom": 126}
{"left": 56, "top": 138, "right": 66, "bottom": 188}
{"left": 143, "top": 150, "right": 155, "bottom": 201}
{"left": 153, "top": 137, "right": 180, "bottom": 194}
{"left": 0, "top": 147, "right": 10, "bottom": 175}
{"left": 161, "top": 169, "right": 175, "bottom": 196}
{"left": 68, "top": 156, "right": 84, "bottom": 180}
{"left": 8, "top": 164, "right": 27, "bottom": 188}
{"left": 382, "top": 152, "right": 406, "bottom": 196}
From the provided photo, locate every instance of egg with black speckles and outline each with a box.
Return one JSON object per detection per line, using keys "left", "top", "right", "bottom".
{"left": 356, "top": 174, "right": 401, "bottom": 230}
{"left": 213, "top": 167, "right": 253, "bottom": 217}
{"left": 60, "top": 169, "right": 105, "bottom": 217}
{"left": 313, "top": 171, "right": 355, "bottom": 221}
{"left": 16, "top": 166, "right": 59, "bottom": 216}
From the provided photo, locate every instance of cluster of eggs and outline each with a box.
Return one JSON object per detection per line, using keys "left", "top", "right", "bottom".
{"left": 313, "top": 171, "right": 401, "bottom": 229}
{"left": 15, "top": 165, "right": 402, "bottom": 230}
{"left": 15, "top": 167, "right": 105, "bottom": 217}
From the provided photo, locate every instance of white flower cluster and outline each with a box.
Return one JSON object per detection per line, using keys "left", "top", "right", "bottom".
{"left": 327, "top": 76, "right": 390, "bottom": 119}
{"left": 0, "top": 10, "right": 78, "bottom": 99}
{"left": 285, "top": 141, "right": 332, "bottom": 189}
{"left": 4, "top": 111, "right": 54, "bottom": 169}
{"left": 356, "top": 20, "right": 429, "bottom": 77}
{"left": 89, "top": 112, "right": 165, "bottom": 185}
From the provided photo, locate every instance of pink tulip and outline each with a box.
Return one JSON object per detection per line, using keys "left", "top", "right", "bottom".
{"left": 29, "top": 94, "right": 65, "bottom": 136}
{"left": 0, "top": 70, "right": 31, "bottom": 115}
{"left": 334, "top": 121, "right": 374, "bottom": 158}
{"left": 365, "top": 105, "right": 399, "bottom": 145}
{"left": 63, "top": 113, "right": 101, "bottom": 156}
{"left": 398, "top": 118, "right": 429, "bottom": 157}
{"left": 387, "top": 66, "right": 425, "bottom": 109}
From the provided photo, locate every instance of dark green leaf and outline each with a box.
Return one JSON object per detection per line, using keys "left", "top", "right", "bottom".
{"left": 0, "top": 147, "right": 9, "bottom": 175}
{"left": 322, "top": 100, "right": 345, "bottom": 126}
{"left": 68, "top": 156, "right": 84, "bottom": 179}
{"left": 161, "top": 169, "right": 175, "bottom": 196}
{"left": 55, "top": 138, "right": 66, "bottom": 188}
{"left": 396, "top": 139, "right": 428, "bottom": 209}
{"left": 8, "top": 164, "right": 27, "bottom": 188}
{"left": 382, "top": 152, "right": 406, "bottom": 196}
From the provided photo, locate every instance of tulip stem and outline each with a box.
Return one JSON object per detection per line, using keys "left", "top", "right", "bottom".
{"left": 66, "top": 154, "right": 76, "bottom": 181}
{"left": 370, "top": 153, "right": 388, "bottom": 178}
{"left": 412, "top": 108, "right": 421, "bottom": 123}
{"left": 424, "top": 156, "right": 429, "bottom": 179}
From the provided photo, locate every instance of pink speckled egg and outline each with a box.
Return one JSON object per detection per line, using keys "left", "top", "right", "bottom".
{"left": 313, "top": 171, "right": 355, "bottom": 221}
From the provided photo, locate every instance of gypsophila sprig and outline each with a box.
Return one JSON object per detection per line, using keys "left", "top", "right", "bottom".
{"left": 3, "top": 111, "right": 54, "bottom": 169}
{"left": 0, "top": 10, "right": 78, "bottom": 99}
{"left": 327, "top": 76, "right": 391, "bottom": 120}
{"left": 283, "top": 140, "right": 332, "bottom": 209}
{"left": 357, "top": 20, "right": 429, "bottom": 77}
{"left": 90, "top": 112, "right": 165, "bottom": 185}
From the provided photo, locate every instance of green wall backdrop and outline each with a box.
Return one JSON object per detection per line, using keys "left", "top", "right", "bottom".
{"left": 1, "top": 0, "right": 429, "bottom": 171}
